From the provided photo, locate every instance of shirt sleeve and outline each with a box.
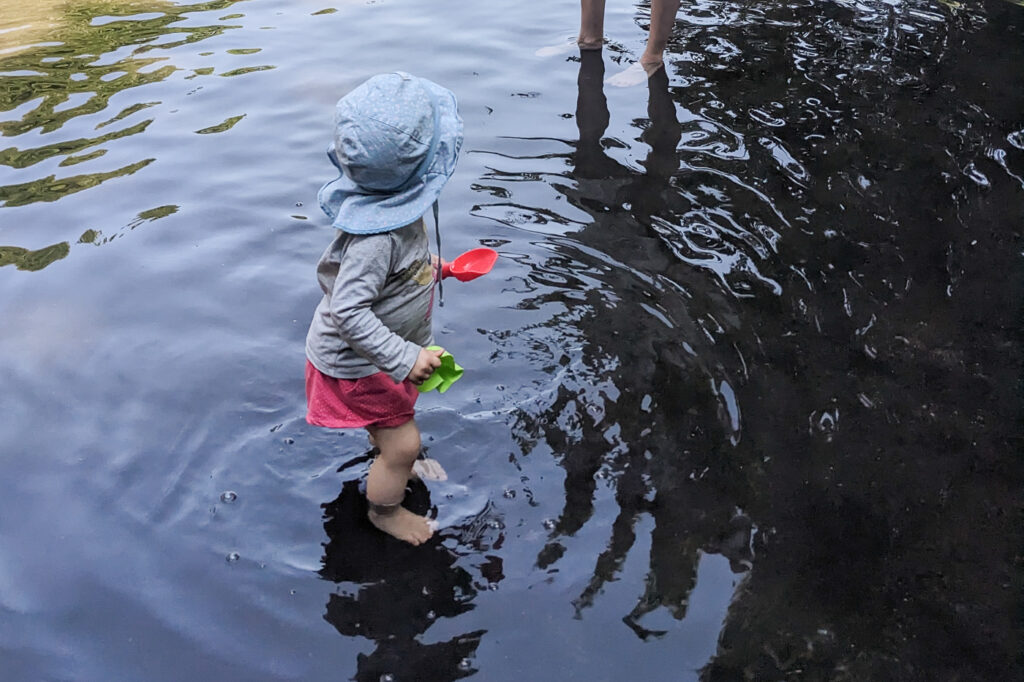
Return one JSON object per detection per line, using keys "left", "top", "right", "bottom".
{"left": 329, "top": 234, "right": 420, "bottom": 382}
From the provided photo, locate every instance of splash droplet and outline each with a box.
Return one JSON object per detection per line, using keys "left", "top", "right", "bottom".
{"left": 543, "top": 518, "right": 556, "bottom": 531}
{"left": 379, "top": 674, "right": 395, "bottom": 682}
{"left": 458, "top": 658, "right": 473, "bottom": 671}
{"left": 220, "top": 490, "right": 237, "bottom": 503}
{"left": 226, "top": 552, "right": 240, "bottom": 562}
{"left": 502, "top": 488, "right": 516, "bottom": 499}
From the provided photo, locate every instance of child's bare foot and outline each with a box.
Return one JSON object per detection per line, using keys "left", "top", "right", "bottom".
{"left": 411, "top": 457, "right": 448, "bottom": 481}
{"left": 368, "top": 504, "right": 435, "bottom": 545}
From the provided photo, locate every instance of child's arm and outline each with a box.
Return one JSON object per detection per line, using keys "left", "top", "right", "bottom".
{"left": 329, "top": 235, "right": 424, "bottom": 382}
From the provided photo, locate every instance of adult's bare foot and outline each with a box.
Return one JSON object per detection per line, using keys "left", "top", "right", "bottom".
{"left": 605, "top": 58, "right": 664, "bottom": 87}
{"left": 537, "top": 36, "right": 573, "bottom": 57}
{"left": 368, "top": 504, "right": 435, "bottom": 545}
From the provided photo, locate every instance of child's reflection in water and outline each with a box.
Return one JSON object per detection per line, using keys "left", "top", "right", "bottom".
{"left": 320, "top": 478, "right": 487, "bottom": 681}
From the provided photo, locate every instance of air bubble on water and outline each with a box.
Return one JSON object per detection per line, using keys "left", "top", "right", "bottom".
{"left": 489, "top": 519, "right": 504, "bottom": 530}
{"left": 458, "top": 659, "right": 473, "bottom": 672}
{"left": 295, "top": 201, "right": 303, "bottom": 207}
{"left": 379, "top": 674, "right": 395, "bottom": 682}
{"left": 284, "top": 437, "right": 295, "bottom": 445}
{"left": 502, "top": 488, "right": 516, "bottom": 499}
{"left": 488, "top": 582, "right": 500, "bottom": 591}
{"left": 226, "top": 552, "right": 240, "bottom": 562}
{"left": 220, "top": 490, "right": 237, "bottom": 503}
{"left": 542, "top": 518, "right": 556, "bottom": 530}
{"left": 810, "top": 409, "right": 839, "bottom": 442}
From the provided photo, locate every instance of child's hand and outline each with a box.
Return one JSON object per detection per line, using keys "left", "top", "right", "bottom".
{"left": 408, "top": 346, "right": 444, "bottom": 385}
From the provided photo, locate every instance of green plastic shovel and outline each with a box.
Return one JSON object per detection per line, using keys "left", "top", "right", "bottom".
{"left": 416, "top": 345, "right": 464, "bottom": 393}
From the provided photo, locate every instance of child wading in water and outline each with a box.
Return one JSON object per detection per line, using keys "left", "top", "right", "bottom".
{"left": 304, "top": 72, "right": 463, "bottom": 545}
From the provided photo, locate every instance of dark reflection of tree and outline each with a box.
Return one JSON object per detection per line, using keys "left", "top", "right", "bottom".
{"left": 320, "top": 478, "right": 488, "bottom": 682}
{"left": 479, "top": 0, "right": 1022, "bottom": 678}
{"left": 687, "top": 2, "right": 1024, "bottom": 679}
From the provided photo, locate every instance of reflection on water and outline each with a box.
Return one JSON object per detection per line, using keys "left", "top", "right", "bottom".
{"left": 0, "top": 240, "right": 69, "bottom": 270}
{"left": 0, "top": 0, "right": 247, "bottom": 267}
{"left": 0, "top": 0, "right": 1020, "bottom": 679}
{"left": 483, "top": 49, "right": 756, "bottom": 642}
{"left": 320, "top": 479, "right": 489, "bottom": 682}
{"left": 474, "top": 0, "right": 1022, "bottom": 677}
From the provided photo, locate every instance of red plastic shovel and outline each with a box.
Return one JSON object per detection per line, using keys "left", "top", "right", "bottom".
{"left": 441, "top": 248, "right": 498, "bottom": 282}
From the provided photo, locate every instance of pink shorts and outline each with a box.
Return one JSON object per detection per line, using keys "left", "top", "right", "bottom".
{"left": 305, "top": 361, "right": 418, "bottom": 430}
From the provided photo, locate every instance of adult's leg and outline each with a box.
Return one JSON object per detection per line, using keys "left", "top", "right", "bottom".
{"left": 639, "top": 0, "right": 681, "bottom": 71}
{"left": 579, "top": 0, "right": 607, "bottom": 49}
{"left": 606, "top": 0, "right": 681, "bottom": 86}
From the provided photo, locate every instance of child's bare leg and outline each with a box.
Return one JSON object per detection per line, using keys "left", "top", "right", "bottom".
{"left": 365, "top": 420, "right": 434, "bottom": 545}
{"left": 367, "top": 430, "right": 445, "bottom": 481}
{"left": 578, "top": 0, "right": 606, "bottom": 49}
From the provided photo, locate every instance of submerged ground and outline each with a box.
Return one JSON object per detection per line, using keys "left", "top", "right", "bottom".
{"left": 0, "top": 1, "right": 1021, "bottom": 680}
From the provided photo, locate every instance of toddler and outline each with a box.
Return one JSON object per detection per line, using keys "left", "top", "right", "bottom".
{"left": 305, "top": 72, "right": 463, "bottom": 545}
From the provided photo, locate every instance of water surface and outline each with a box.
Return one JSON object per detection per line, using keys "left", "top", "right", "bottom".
{"left": 1, "top": 0, "right": 1021, "bottom": 680}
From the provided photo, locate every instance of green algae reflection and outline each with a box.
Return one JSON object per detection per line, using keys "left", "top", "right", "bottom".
{"left": 0, "top": 0, "right": 258, "bottom": 272}
{"left": 0, "top": 204, "right": 179, "bottom": 272}
{"left": 195, "top": 114, "right": 244, "bottom": 134}
{"left": 0, "top": 0, "right": 248, "bottom": 208}
{"left": 0, "top": 242, "right": 71, "bottom": 272}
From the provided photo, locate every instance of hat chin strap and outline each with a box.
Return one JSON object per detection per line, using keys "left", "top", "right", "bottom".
{"left": 433, "top": 200, "right": 443, "bottom": 308}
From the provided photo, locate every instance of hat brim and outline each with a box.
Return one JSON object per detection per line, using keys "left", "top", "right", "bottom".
{"left": 318, "top": 78, "right": 463, "bottom": 234}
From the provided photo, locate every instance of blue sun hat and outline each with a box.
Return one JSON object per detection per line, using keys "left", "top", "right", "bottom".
{"left": 318, "top": 72, "right": 463, "bottom": 234}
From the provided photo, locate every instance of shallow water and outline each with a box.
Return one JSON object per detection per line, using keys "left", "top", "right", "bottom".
{"left": 1, "top": 0, "right": 1021, "bottom": 679}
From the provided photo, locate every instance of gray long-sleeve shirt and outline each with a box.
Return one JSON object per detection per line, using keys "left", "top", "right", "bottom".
{"left": 305, "top": 219, "right": 435, "bottom": 382}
